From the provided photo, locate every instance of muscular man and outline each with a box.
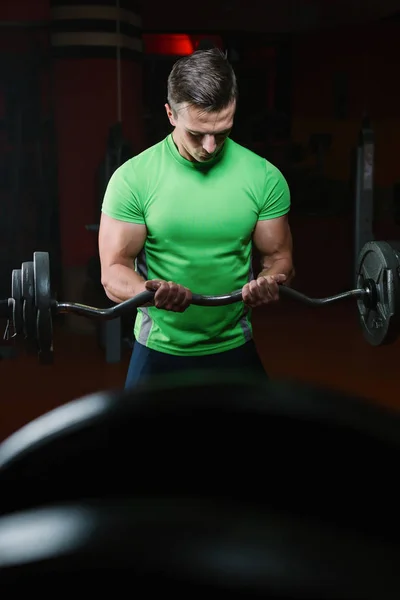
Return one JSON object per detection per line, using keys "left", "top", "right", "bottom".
{"left": 99, "top": 48, "right": 294, "bottom": 388}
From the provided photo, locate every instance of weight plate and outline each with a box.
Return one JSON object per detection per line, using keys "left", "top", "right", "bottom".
{"left": 33, "top": 252, "right": 51, "bottom": 310}
{"left": 36, "top": 308, "right": 54, "bottom": 365}
{"left": 33, "top": 252, "right": 54, "bottom": 363}
{"left": 21, "top": 261, "right": 37, "bottom": 353}
{"left": 11, "top": 270, "right": 23, "bottom": 336}
{"left": 356, "top": 241, "right": 400, "bottom": 346}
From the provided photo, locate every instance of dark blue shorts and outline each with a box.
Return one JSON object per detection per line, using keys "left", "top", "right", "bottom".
{"left": 125, "top": 339, "right": 268, "bottom": 389}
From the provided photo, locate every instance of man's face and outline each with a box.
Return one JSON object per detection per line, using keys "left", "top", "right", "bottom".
{"left": 165, "top": 101, "right": 236, "bottom": 163}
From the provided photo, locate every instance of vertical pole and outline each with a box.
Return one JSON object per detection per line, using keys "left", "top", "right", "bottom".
{"left": 354, "top": 116, "right": 374, "bottom": 283}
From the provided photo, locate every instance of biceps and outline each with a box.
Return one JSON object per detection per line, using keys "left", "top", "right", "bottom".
{"left": 253, "top": 216, "right": 292, "bottom": 257}
{"left": 99, "top": 213, "right": 147, "bottom": 268}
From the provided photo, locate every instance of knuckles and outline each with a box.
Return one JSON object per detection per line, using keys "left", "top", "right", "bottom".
{"left": 242, "top": 277, "right": 281, "bottom": 306}
{"left": 154, "top": 281, "right": 191, "bottom": 312}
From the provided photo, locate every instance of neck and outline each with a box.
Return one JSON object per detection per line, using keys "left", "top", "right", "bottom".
{"left": 171, "top": 130, "right": 194, "bottom": 162}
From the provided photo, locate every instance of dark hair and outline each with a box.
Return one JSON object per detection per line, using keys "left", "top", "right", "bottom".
{"left": 167, "top": 47, "right": 238, "bottom": 114}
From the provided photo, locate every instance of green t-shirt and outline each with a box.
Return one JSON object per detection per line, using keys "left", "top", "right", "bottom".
{"left": 101, "top": 134, "right": 290, "bottom": 356}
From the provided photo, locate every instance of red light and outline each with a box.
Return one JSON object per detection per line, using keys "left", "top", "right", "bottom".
{"left": 143, "top": 34, "right": 224, "bottom": 56}
{"left": 143, "top": 34, "right": 194, "bottom": 56}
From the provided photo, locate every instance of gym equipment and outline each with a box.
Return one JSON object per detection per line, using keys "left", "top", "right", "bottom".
{"left": 354, "top": 116, "right": 374, "bottom": 283}
{"left": 21, "top": 261, "right": 36, "bottom": 353}
{"left": 356, "top": 240, "right": 400, "bottom": 345}
{"left": 1, "top": 497, "right": 400, "bottom": 598}
{"left": 0, "top": 373, "right": 400, "bottom": 597}
{"left": 1, "top": 240, "right": 400, "bottom": 363}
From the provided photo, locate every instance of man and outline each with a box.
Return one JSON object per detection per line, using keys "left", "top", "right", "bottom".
{"left": 99, "top": 48, "right": 294, "bottom": 388}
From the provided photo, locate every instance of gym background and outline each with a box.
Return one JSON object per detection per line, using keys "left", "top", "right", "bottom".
{"left": 1, "top": 0, "right": 399, "bottom": 438}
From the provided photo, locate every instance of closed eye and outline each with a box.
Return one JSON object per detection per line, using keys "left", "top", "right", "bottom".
{"left": 188, "top": 130, "right": 231, "bottom": 138}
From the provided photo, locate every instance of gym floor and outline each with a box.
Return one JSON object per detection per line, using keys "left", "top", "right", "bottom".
{"left": 1, "top": 299, "right": 399, "bottom": 443}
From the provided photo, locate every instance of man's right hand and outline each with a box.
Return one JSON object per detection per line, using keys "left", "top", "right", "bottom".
{"left": 145, "top": 280, "right": 192, "bottom": 312}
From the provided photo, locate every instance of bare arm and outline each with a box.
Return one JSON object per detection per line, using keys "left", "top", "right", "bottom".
{"left": 98, "top": 213, "right": 147, "bottom": 303}
{"left": 253, "top": 215, "right": 295, "bottom": 285}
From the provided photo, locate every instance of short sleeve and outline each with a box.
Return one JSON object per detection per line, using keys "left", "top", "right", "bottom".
{"left": 101, "top": 160, "right": 145, "bottom": 224}
{"left": 258, "top": 161, "right": 291, "bottom": 220}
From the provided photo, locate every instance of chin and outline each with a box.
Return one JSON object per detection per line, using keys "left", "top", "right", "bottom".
{"left": 196, "top": 153, "right": 214, "bottom": 162}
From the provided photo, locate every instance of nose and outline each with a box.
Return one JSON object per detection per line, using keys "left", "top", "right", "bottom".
{"left": 202, "top": 134, "right": 216, "bottom": 154}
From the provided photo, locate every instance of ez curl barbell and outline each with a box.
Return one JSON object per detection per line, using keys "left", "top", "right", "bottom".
{"left": 1, "top": 241, "right": 399, "bottom": 364}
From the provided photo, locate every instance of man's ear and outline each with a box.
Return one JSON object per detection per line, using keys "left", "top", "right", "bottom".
{"left": 165, "top": 103, "right": 177, "bottom": 127}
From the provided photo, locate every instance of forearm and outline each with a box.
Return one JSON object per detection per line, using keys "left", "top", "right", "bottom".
{"left": 101, "top": 264, "right": 146, "bottom": 303}
{"left": 258, "top": 255, "right": 295, "bottom": 285}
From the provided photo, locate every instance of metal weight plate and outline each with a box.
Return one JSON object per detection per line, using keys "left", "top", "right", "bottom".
{"left": 33, "top": 252, "right": 54, "bottom": 364}
{"left": 356, "top": 241, "right": 400, "bottom": 346}
{"left": 11, "top": 270, "right": 23, "bottom": 336}
{"left": 36, "top": 309, "right": 54, "bottom": 365}
{"left": 21, "top": 261, "right": 37, "bottom": 353}
{"left": 33, "top": 252, "right": 51, "bottom": 310}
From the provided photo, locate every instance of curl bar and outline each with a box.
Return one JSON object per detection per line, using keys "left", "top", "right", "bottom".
{"left": 1, "top": 240, "right": 399, "bottom": 364}
{"left": 56, "top": 285, "right": 366, "bottom": 320}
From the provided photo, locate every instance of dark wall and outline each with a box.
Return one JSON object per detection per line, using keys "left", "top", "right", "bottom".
{"left": 291, "top": 21, "right": 400, "bottom": 189}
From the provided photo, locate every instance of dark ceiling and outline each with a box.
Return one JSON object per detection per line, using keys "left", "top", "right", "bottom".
{"left": 141, "top": 0, "right": 400, "bottom": 33}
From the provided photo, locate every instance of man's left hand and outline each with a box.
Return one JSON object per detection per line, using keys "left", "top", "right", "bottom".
{"left": 242, "top": 274, "right": 287, "bottom": 308}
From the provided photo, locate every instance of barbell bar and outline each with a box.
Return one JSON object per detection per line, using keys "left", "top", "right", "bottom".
{"left": 1, "top": 240, "right": 400, "bottom": 364}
